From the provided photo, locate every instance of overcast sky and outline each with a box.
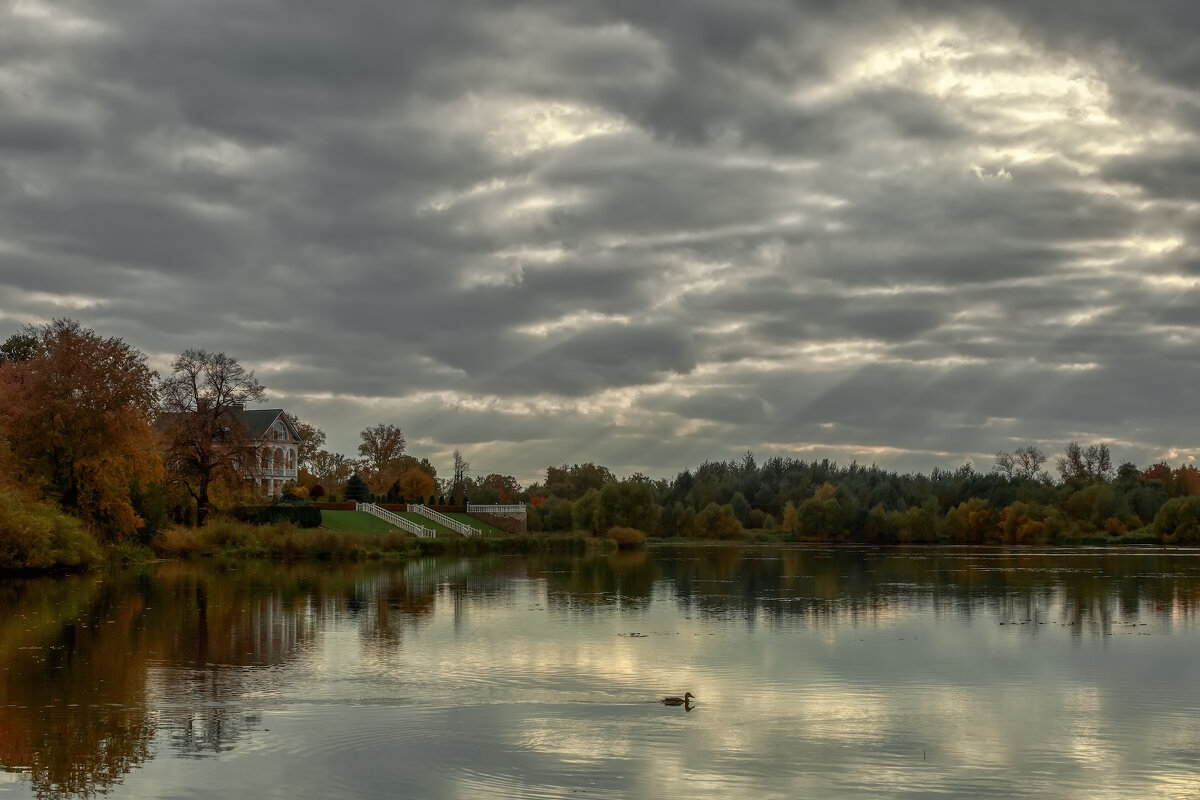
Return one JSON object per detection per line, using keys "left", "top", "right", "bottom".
{"left": 3, "top": 0, "right": 1199, "bottom": 484}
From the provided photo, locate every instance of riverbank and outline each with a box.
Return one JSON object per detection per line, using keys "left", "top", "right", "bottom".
{"left": 1, "top": 514, "right": 1171, "bottom": 576}
{"left": 150, "top": 518, "right": 609, "bottom": 562}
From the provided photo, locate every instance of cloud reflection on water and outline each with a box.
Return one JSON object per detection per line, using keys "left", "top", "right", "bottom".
{"left": 3, "top": 547, "right": 1200, "bottom": 798}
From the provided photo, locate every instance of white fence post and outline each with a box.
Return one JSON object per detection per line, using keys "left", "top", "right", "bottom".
{"left": 408, "top": 504, "right": 482, "bottom": 537}
{"left": 466, "top": 504, "right": 527, "bottom": 515}
{"left": 355, "top": 502, "right": 436, "bottom": 538}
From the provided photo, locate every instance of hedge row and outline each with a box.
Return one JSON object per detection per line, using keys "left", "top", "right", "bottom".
{"left": 234, "top": 505, "right": 322, "bottom": 528}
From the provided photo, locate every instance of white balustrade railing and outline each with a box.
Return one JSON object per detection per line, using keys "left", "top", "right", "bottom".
{"left": 254, "top": 468, "right": 297, "bottom": 479}
{"left": 466, "top": 504, "right": 527, "bottom": 515}
{"left": 356, "top": 502, "right": 436, "bottom": 538}
{"left": 408, "top": 504, "right": 482, "bottom": 537}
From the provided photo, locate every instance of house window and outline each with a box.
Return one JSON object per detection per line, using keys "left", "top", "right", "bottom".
{"left": 271, "top": 421, "right": 288, "bottom": 441}
{"left": 286, "top": 450, "right": 295, "bottom": 470}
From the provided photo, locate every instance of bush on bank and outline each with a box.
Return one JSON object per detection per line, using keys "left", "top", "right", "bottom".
{"left": 0, "top": 485, "right": 101, "bottom": 571}
{"left": 607, "top": 526, "right": 646, "bottom": 549}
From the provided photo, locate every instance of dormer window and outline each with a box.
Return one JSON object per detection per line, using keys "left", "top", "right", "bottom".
{"left": 271, "top": 420, "right": 288, "bottom": 441}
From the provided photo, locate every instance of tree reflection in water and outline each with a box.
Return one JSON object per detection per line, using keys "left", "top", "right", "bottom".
{"left": 3, "top": 546, "right": 1200, "bottom": 797}
{"left": 0, "top": 575, "right": 153, "bottom": 799}
{"left": 0, "top": 561, "right": 434, "bottom": 797}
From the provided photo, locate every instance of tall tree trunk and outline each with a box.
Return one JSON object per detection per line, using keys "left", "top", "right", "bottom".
{"left": 196, "top": 475, "right": 211, "bottom": 527}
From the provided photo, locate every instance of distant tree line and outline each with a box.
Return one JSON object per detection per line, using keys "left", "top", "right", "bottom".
{"left": 522, "top": 447, "right": 1200, "bottom": 545}
{"left": 5, "top": 319, "right": 1200, "bottom": 572}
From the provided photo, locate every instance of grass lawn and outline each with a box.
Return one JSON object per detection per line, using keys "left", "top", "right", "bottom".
{"left": 449, "top": 512, "right": 507, "bottom": 535}
{"left": 320, "top": 509, "right": 504, "bottom": 537}
{"left": 320, "top": 510, "right": 400, "bottom": 534}
{"left": 396, "top": 511, "right": 460, "bottom": 536}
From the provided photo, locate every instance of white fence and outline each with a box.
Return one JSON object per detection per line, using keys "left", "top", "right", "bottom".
{"left": 355, "top": 502, "right": 436, "bottom": 538}
{"left": 466, "top": 504, "right": 527, "bottom": 515}
{"left": 408, "top": 504, "right": 481, "bottom": 537}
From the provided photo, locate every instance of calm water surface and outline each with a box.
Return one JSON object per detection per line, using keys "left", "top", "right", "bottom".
{"left": 3, "top": 545, "right": 1200, "bottom": 799}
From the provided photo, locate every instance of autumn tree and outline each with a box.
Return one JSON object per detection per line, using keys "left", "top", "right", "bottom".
{"left": 694, "top": 502, "right": 743, "bottom": 540}
{"left": 357, "top": 423, "right": 407, "bottom": 489}
{"left": 943, "top": 497, "right": 996, "bottom": 544}
{"left": 0, "top": 392, "right": 101, "bottom": 568}
{"left": 1174, "top": 465, "right": 1200, "bottom": 496}
{"left": 375, "top": 454, "right": 438, "bottom": 496}
{"left": 310, "top": 450, "right": 355, "bottom": 492}
{"left": 797, "top": 482, "right": 845, "bottom": 539}
{"left": 477, "top": 473, "right": 522, "bottom": 504}
{"left": 1144, "top": 462, "right": 1173, "bottom": 485}
{"left": 0, "top": 320, "right": 161, "bottom": 542}
{"left": 413, "top": 456, "right": 438, "bottom": 479}
{"left": 1153, "top": 495, "right": 1200, "bottom": 543}
{"left": 397, "top": 466, "right": 436, "bottom": 503}
{"left": 290, "top": 416, "right": 326, "bottom": 472}
{"left": 997, "top": 501, "right": 1046, "bottom": 544}
{"left": 780, "top": 501, "right": 801, "bottom": 539}
{"left": 158, "top": 350, "right": 266, "bottom": 526}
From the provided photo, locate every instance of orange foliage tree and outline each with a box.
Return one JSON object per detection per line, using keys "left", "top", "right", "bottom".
{"left": 396, "top": 466, "right": 436, "bottom": 502}
{"left": 1175, "top": 465, "right": 1200, "bottom": 496}
{"left": 0, "top": 320, "right": 160, "bottom": 541}
{"left": 1142, "top": 462, "right": 1200, "bottom": 497}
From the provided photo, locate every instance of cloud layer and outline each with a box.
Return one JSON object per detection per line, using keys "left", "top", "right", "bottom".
{"left": 3, "top": 0, "right": 1199, "bottom": 482}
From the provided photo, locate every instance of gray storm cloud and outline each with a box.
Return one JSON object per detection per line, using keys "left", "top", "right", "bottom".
{"left": 1, "top": 0, "right": 1198, "bottom": 481}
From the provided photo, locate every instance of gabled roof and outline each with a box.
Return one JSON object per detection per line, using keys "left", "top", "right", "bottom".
{"left": 239, "top": 408, "right": 303, "bottom": 442}
{"left": 155, "top": 406, "right": 303, "bottom": 442}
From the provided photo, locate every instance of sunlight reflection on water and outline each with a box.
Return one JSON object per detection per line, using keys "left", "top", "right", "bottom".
{"left": 3, "top": 546, "right": 1200, "bottom": 798}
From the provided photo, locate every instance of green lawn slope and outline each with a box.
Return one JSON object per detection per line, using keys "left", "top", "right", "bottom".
{"left": 320, "top": 510, "right": 399, "bottom": 534}
{"left": 449, "top": 512, "right": 507, "bottom": 535}
{"left": 397, "top": 511, "right": 460, "bottom": 536}
{"left": 320, "top": 509, "right": 511, "bottom": 537}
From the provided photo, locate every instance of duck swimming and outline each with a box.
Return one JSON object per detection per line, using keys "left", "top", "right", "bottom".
{"left": 661, "top": 692, "right": 695, "bottom": 706}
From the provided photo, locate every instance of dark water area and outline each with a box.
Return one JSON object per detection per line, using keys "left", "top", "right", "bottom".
{"left": 2, "top": 545, "right": 1200, "bottom": 798}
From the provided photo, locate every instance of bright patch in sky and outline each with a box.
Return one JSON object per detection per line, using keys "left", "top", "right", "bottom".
{"left": 2, "top": 0, "right": 1199, "bottom": 480}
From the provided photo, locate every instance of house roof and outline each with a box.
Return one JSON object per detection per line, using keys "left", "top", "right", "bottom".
{"left": 156, "top": 406, "right": 303, "bottom": 442}
{"left": 239, "top": 408, "right": 302, "bottom": 441}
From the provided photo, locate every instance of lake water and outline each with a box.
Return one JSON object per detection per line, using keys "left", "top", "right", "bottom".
{"left": 3, "top": 545, "right": 1200, "bottom": 799}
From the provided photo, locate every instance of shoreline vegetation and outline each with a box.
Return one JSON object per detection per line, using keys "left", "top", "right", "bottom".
{"left": 4, "top": 320, "right": 1200, "bottom": 575}
{"left": 0, "top": 506, "right": 1177, "bottom": 578}
{"left": 152, "top": 519, "right": 610, "bottom": 563}
{"left": 4, "top": 471, "right": 1181, "bottom": 576}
